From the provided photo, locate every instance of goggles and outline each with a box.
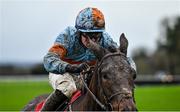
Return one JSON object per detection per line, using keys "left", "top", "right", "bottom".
{"left": 81, "top": 32, "right": 102, "bottom": 42}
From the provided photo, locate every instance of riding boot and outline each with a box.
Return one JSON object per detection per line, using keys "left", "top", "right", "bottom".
{"left": 41, "top": 89, "right": 68, "bottom": 111}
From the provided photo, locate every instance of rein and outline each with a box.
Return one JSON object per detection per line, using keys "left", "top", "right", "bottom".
{"left": 80, "top": 73, "right": 107, "bottom": 110}
{"left": 80, "top": 52, "right": 129, "bottom": 111}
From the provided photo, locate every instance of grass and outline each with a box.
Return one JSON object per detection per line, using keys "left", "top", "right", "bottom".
{"left": 0, "top": 81, "right": 180, "bottom": 111}
{"left": 0, "top": 81, "right": 52, "bottom": 111}
{"left": 135, "top": 85, "right": 180, "bottom": 111}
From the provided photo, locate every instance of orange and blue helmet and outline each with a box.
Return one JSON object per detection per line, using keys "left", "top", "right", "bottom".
{"left": 75, "top": 7, "right": 105, "bottom": 33}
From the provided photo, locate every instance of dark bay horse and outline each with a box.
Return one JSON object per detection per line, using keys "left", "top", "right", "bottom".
{"left": 23, "top": 33, "right": 137, "bottom": 111}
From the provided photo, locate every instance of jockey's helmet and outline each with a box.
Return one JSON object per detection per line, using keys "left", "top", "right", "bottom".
{"left": 75, "top": 7, "right": 105, "bottom": 33}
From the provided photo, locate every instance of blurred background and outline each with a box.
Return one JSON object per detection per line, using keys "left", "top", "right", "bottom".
{"left": 0, "top": 0, "right": 180, "bottom": 111}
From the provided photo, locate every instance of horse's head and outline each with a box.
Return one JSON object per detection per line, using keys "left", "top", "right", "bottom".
{"left": 88, "top": 33, "right": 137, "bottom": 111}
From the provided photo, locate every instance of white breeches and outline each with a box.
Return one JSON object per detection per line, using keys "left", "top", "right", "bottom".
{"left": 49, "top": 72, "right": 77, "bottom": 98}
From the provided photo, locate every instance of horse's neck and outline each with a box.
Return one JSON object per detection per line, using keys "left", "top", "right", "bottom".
{"left": 84, "top": 74, "right": 100, "bottom": 109}
{"left": 72, "top": 73, "right": 101, "bottom": 110}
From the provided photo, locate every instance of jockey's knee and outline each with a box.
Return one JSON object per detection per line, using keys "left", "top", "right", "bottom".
{"left": 49, "top": 72, "right": 77, "bottom": 98}
{"left": 56, "top": 80, "right": 77, "bottom": 98}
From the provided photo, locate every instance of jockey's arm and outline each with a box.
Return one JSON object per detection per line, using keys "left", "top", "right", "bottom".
{"left": 43, "top": 44, "right": 69, "bottom": 74}
{"left": 43, "top": 26, "right": 91, "bottom": 74}
{"left": 44, "top": 27, "right": 72, "bottom": 74}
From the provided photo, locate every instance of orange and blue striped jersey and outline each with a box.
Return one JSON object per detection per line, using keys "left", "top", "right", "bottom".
{"left": 43, "top": 26, "right": 118, "bottom": 74}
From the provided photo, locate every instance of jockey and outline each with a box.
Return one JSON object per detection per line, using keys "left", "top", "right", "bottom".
{"left": 41, "top": 7, "right": 136, "bottom": 111}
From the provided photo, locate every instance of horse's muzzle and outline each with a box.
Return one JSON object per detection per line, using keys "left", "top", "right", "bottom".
{"left": 111, "top": 97, "right": 137, "bottom": 111}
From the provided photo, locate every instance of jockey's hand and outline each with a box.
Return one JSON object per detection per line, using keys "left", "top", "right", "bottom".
{"left": 65, "top": 63, "right": 89, "bottom": 73}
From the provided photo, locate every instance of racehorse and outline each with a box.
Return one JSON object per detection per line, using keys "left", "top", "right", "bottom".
{"left": 23, "top": 33, "right": 137, "bottom": 111}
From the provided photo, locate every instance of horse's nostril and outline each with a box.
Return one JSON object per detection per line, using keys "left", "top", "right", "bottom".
{"left": 122, "top": 106, "right": 130, "bottom": 111}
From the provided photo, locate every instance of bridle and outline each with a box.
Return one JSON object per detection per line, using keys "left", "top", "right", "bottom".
{"left": 80, "top": 52, "right": 133, "bottom": 111}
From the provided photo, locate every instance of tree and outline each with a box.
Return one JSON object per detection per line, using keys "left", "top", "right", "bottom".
{"left": 157, "top": 16, "right": 180, "bottom": 75}
{"left": 132, "top": 47, "right": 153, "bottom": 74}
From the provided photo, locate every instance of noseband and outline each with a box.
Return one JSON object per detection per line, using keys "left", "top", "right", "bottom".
{"left": 80, "top": 52, "right": 133, "bottom": 111}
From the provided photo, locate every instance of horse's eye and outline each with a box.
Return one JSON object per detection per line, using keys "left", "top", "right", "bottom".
{"left": 133, "top": 72, "right": 136, "bottom": 79}
{"left": 103, "top": 74, "right": 109, "bottom": 80}
{"left": 131, "top": 69, "right": 137, "bottom": 79}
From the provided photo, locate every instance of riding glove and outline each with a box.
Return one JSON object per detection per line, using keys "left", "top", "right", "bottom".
{"left": 65, "top": 63, "right": 89, "bottom": 73}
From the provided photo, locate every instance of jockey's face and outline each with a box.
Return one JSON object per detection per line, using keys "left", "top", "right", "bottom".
{"left": 81, "top": 32, "right": 102, "bottom": 48}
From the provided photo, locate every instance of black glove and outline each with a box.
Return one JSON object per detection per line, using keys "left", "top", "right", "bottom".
{"left": 65, "top": 63, "right": 89, "bottom": 73}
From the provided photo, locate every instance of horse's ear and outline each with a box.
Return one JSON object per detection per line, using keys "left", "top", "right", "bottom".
{"left": 86, "top": 39, "right": 106, "bottom": 60}
{"left": 119, "top": 33, "right": 128, "bottom": 56}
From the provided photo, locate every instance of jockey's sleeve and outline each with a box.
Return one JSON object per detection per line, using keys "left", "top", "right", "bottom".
{"left": 43, "top": 27, "right": 73, "bottom": 74}
{"left": 44, "top": 44, "right": 68, "bottom": 74}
